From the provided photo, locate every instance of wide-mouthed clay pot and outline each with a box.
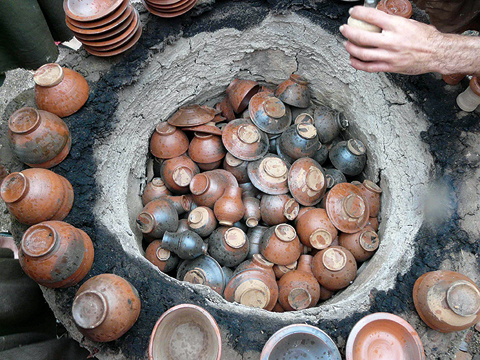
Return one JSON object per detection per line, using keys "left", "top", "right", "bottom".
{"left": 19, "top": 220, "right": 93, "bottom": 288}
{"left": 142, "top": 178, "right": 171, "bottom": 205}
{"left": 247, "top": 154, "right": 290, "bottom": 195}
{"left": 226, "top": 79, "right": 259, "bottom": 113}
{"left": 313, "top": 105, "right": 348, "bottom": 144}
{"left": 149, "top": 304, "right": 222, "bottom": 360}
{"left": 8, "top": 107, "right": 71, "bottom": 168}
{"left": 34, "top": 63, "right": 89, "bottom": 117}
{"left": 0, "top": 168, "right": 74, "bottom": 225}
{"left": 177, "top": 255, "right": 226, "bottom": 295}
{"left": 296, "top": 208, "right": 338, "bottom": 250}
{"left": 187, "top": 206, "right": 217, "bottom": 237}
{"left": 339, "top": 225, "right": 379, "bottom": 262}
{"left": 312, "top": 246, "right": 357, "bottom": 291}
{"left": 260, "top": 224, "right": 303, "bottom": 266}
{"left": 278, "top": 123, "right": 320, "bottom": 160}
{"left": 72, "top": 274, "right": 141, "bottom": 342}
{"left": 150, "top": 122, "right": 189, "bottom": 160}
{"left": 222, "top": 119, "right": 269, "bottom": 161}
{"left": 213, "top": 186, "right": 245, "bottom": 226}
{"left": 208, "top": 227, "right": 249, "bottom": 267}
{"left": 260, "top": 194, "right": 300, "bottom": 226}
{"left": 261, "top": 324, "right": 341, "bottom": 360}
{"left": 161, "top": 230, "right": 208, "bottom": 260}
{"left": 159, "top": 154, "right": 200, "bottom": 194}
{"left": 189, "top": 171, "right": 228, "bottom": 208}
{"left": 346, "top": 313, "right": 424, "bottom": 360}
{"left": 413, "top": 270, "right": 480, "bottom": 333}
{"left": 329, "top": 139, "right": 367, "bottom": 176}
{"left": 234, "top": 253, "right": 275, "bottom": 280}
{"left": 249, "top": 92, "right": 292, "bottom": 134}
{"left": 145, "top": 240, "right": 179, "bottom": 273}
{"left": 288, "top": 157, "right": 326, "bottom": 206}
{"left": 275, "top": 74, "right": 311, "bottom": 108}
{"left": 136, "top": 198, "right": 178, "bottom": 240}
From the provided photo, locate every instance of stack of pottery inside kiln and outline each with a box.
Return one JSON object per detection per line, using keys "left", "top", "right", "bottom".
{"left": 140, "top": 75, "right": 383, "bottom": 312}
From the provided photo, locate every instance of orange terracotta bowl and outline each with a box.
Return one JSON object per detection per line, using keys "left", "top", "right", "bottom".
{"left": 346, "top": 313, "right": 425, "bottom": 360}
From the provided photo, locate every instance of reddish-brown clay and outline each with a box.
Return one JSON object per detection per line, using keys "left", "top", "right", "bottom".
{"left": 243, "top": 196, "right": 261, "bottom": 228}
{"left": 145, "top": 240, "right": 179, "bottom": 272}
{"left": 164, "top": 195, "right": 191, "bottom": 215}
{"left": 8, "top": 107, "right": 71, "bottom": 168}
{"left": 159, "top": 154, "right": 200, "bottom": 194}
{"left": 288, "top": 158, "right": 326, "bottom": 206}
{"left": 210, "top": 169, "right": 239, "bottom": 188}
{"left": 19, "top": 220, "right": 93, "bottom": 288}
{"left": 278, "top": 255, "right": 320, "bottom": 311}
{"left": 221, "top": 119, "right": 269, "bottom": 161}
{"left": 273, "top": 262, "right": 297, "bottom": 280}
{"left": 247, "top": 155, "right": 290, "bottom": 195}
{"left": 260, "top": 194, "right": 300, "bottom": 226}
{"left": 213, "top": 186, "right": 245, "bottom": 226}
{"left": 150, "top": 122, "right": 189, "bottom": 160}
{"left": 224, "top": 268, "right": 278, "bottom": 310}
{"left": 413, "top": 270, "right": 480, "bottom": 333}
{"left": 234, "top": 254, "right": 275, "bottom": 280}
{"left": 296, "top": 208, "right": 338, "bottom": 250}
{"left": 188, "top": 133, "right": 226, "bottom": 164}
{"left": 197, "top": 159, "right": 222, "bottom": 171}
{"left": 189, "top": 171, "right": 228, "bottom": 208}
{"left": 293, "top": 206, "right": 316, "bottom": 226}
{"left": 368, "top": 217, "right": 379, "bottom": 232}
{"left": 274, "top": 74, "right": 311, "bottom": 108}
{"left": 260, "top": 224, "right": 303, "bottom": 266}
{"left": 357, "top": 180, "right": 382, "bottom": 218}
{"left": 312, "top": 246, "right": 357, "bottom": 291}
{"left": 0, "top": 168, "right": 74, "bottom": 225}
{"left": 72, "top": 274, "right": 141, "bottom": 342}
{"left": 34, "top": 63, "right": 89, "bottom": 117}
{"left": 188, "top": 206, "right": 217, "bottom": 237}
{"left": 319, "top": 285, "right": 335, "bottom": 301}
{"left": 443, "top": 74, "right": 466, "bottom": 86}
{"left": 223, "top": 153, "right": 250, "bottom": 184}
{"left": 142, "top": 178, "right": 171, "bottom": 205}
{"left": 272, "top": 302, "right": 285, "bottom": 312}
{"left": 136, "top": 198, "right": 178, "bottom": 239}
{"left": 226, "top": 79, "right": 260, "bottom": 113}
{"left": 216, "top": 96, "right": 236, "bottom": 121}
{"left": 339, "top": 225, "right": 379, "bottom": 262}
{"left": 376, "top": 0, "right": 413, "bottom": 18}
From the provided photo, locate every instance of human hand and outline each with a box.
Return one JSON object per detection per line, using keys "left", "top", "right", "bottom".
{"left": 340, "top": 6, "right": 444, "bottom": 75}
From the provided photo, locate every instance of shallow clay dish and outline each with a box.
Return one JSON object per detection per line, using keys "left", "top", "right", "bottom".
{"left": 261, "top": 324, "right": 341, "bottom": 360}
{"left": 146, "top": 0, "right": 189, "bottom": 7}
{"left": 146, "top": 0, "right": 195, "bottom": 12}
{"left": 247, "top": 154, "right": 290, "bottom": 195}
{"left": 65, "top": 5, "right": 133, "bottom": 35}
{"left": 87, "top": 18, "right": 139, "bottom": 51}
{"left": 168, "top": 104, "right": 216, "bottom": 127}
{"left": 222, "top": 119, "right": 269, "bottom": 161}
{"left": 64, "top": 0, "right": 124, "bottom": 21}
{"left": 288, "top": 157, "right": 326, "bottom": 206}
{"left": 65, "top": 0, "right": 129, "bottom": 28}
{"left": 73, "top": 9, "right": 135, "bottom": 41}
{"left": 149, "top": 304, "right": 221, "bottom": 360}
{"left": 143, "top": 0, "right": 197, "bottom": 18}
{"left": 346, "top": 313, "right": 425, "bottom": 360}
{"left": 83, "top": 24, "right": 142, "bottom": 56}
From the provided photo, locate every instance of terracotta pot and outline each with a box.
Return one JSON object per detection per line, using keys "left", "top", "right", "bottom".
{"left": 183, "top": 121, "right": 222, "bottom": 136}
{"left": 319, "top": 285, "right": 335, "bottom": 301}
{"left": 261, "top": 324, "right": 341, "bottom": 360}
{"left": 8, "top": 107, "right": 71, "bottom": 168}
{"left": 224, "top": 268, "right": 278, "bottom": 310}
{"left": 313, "top": 105, "right": 348, "bottom": 144}
{"left": 273, "top": 262, "right": 297, "bottom": 279}
{"left": 272, "top": 302, "right": 285, "bottom": 312}
{"left": 150, "top": 122, "right": 189, "bottom": 160}
{"left": 223, "top": 153, "right": 250, "bottom": 184}
{"left": 149, "top": 304, "right": 221, "bottom": 360}
{"left": 247, "top": 155, "right": 290, "bottom": 195}
{"left": 339, "top": 225, "right": 379, "bottom": 262}
{"left": 313, "top": 143, "right": 329, "bottom": 165}
{"left": 246, "top": 225, "right": 268, "bottom": 259}
{"left": 177, "top": 255, "right": 226, "bottom": 295}
{"left": 277, "top": 255, "right": 320, "bottom": 311}
{"left": 457, "top": 77, "right": 480, "bottom": 112}
{"left": 368, "top": 217, "right": 379, "bottom": 232}
{"left": 443, "top": 74, "right": 466, "bottom": 86}
{"left": 162, "top": 230, "right": 208, "bottom": 260}
{"left": 34, "top": 63, "right": 89, "bottom": 117}
{"left": 159, "top": 154, "right": 200, "bottom": 194}
{"left": 357, "top": 180, "right": 382, "bottom": 218}
{"left": 176, "top": 218, "right": 190, "bottom": 233}
{"left": 136, "top": 198, "right": 178, "bottom": 239}
{"left": 278, "top": 123, "right": 320, "bottom": 160}
{"left": 249, "top": 92, "right": 292, "bottom": 135}
{"left": 288, "top": 157, "right": 326, "bottom": 206}
{"left": 145, "top": 240, "right": 179, "bottom": 273}
{"left": 19, "top": 220, "right": 93, "bottom": 288}
{"left": 197, "top": 159, "right": 223, "bottom": 171}
{"left": 325, "top": 183, "right": 370, "bottom": 233}
{"left": 216, "top": 96, "right": 236, "bottom": 121}
{"left": 296, "top": 208, "right": 338, "bottom": 250}
{"left": 188, "top": 133, "right": 225, "bottom": 164}
{"left": 329, "top": 140, "right": 367, "bottom": 176}
{"left": 312, "top": 246, "right": 357, "bottom": 291}
{"left": 0, "top": 168, "right": 74, "bottom": 225}
{"left": 167, "top": 104, "right": 216, "bottom": 127}
{"left": 413, "top": 270, "right": 480, "bottom": 333}
{"left": 260, "top": 194, "right": 300, "bottom": 226}
{"left": 226, "top": 79, "right": 260, "bottom": 113}
{"left": 377, "top": 0, "right": 413, "bottom": 18}
{"left": 346, "top": 313, "right": 425, "bottom": 360}
{"left": 72, "top": 274, "right": 140, "bottom": 343}
{"left": 189, "top": 171, "right": 228, "bottom": 208}
{"left": 187, "top": 206, "right": 217, "bottom": 237}
{"left": 164, "top": 195, "right": 191, "bottom": 215}
{"left": 210, "top": 169, "right": 239, "bottom": 188}
{"left": 207, "top": 226, "right": 249, "bottom": 267}
{"left": 213, "top": 186, "right": 245, "bottom": 226}
{"left": 243, "top": 196, "right": 261, "bottom": 228}
{"left": 293, "top": 206, "right": 316, "bottom": 226}
{"left": 142, "top": 178, "right": 171, "bottom": 205}
{"left": 234, "top": 253, "right": 275, "bottom": 279}
{"left": 221, "top": 119, "right": 269, "bottom": 161}
{"left": 275, "top": 74, "right": 311, "bottom": 108}
{"left": 260, "top": 224, "right": 303, "bottom": 266}
{"left": 324, "top": 168, "right": 347, "bottom": 189}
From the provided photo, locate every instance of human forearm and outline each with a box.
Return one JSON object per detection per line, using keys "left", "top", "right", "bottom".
{"left": 435, "top": 34, "right": 480, "bottom": 76}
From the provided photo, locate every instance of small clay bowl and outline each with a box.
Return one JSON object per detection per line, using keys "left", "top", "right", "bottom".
{"left": 64, "top": 0, "right": 124, "bottom": 21}
{"left": 260, "top": 194, "right": 300, "bottom": 226}
{"left": 325, "top": 183, "right": 370, "bottom": 233}
{"left": 329, "top": 140, "right": 367, "bottom": 177}
{"left": 222, "top": 119, "right": 269, "bottom": 161}
{"left": 150, "top": 122, "right": 189, "bottom": 160}
{"left": 143, "top": 0, "right": 197, "bottom": 18}
{"left": 275, "top": 74, "right": 311, "bottom": 108}
{"left": 261, "top": 324, "right": 341, "bottom": 360}
{"left": 288, "top": 157, "right": 326, "bottom": 206}
{"left": 82, "top": 24, "right": 142, "bottom": 57}
{"left": 168, "top": 105, "right": 216, "bottom": 127}
{"left": 188, "top": 133, "right": 226, "bottom": 164}
{"left": 66, "top": 0, "right": 129, "bottom": 29}
{"left": 313, "top": 105, "right": 348, "bottom": 144}
{"left": 346, "top": 313, "right": 425, "bottom": 360}
{"left": 249, "top": 92, "right": 292, "bottom": 134}
{"left": 278, "top": 123, "right": 319, "bottom": 160}
{"left": 89, "top": 18, "right": 140, "bottom": 52}
{"left": 72, "top": 9, "right": 135, "bottom": 41}
{"left": 226, "top": 79, "right": 260, "bottom": 113}
{"left": 176, "top": 255, "right": 226, "bottom": 295}
{"left": 160, "top": 154, "right": 200, "bottom": 194}
{"left": 65, "top": 5, "right": 133, "bottom": 35}
{"left": 358, "top": 180, "right": 382, "bottom": 218}
{"left": 149, "top": 304, "right": 221, "bottom": 360}
{"left": 247, "top": 154, "right": 290, "bottom": 195}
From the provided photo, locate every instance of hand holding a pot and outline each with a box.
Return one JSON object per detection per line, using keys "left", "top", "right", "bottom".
{"left": 340, "top": 6, "right": 480, "bottom": 76}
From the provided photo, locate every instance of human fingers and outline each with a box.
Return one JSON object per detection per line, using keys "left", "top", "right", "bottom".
{"left": 348, "top": 6, "right": 401, "bottom": 31}
{"left": 349, "top": 56, "right": 393, "bottom": 73}
{"left": 340, "top": 24, "right": 387, "bottom": 48}
{"left": 343, "top": 41, "right": 392, "bottom": 62}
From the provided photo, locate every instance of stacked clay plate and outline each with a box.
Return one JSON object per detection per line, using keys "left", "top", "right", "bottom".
{"left": 64, "top": 0, "right": 142, "bottom": 57}
{"left": 142, "top": 0, "right": 198, "bottom": 18}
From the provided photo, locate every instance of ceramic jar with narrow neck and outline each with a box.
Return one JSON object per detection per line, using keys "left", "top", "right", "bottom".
{"left": 0, "top": 168, "right": 74, "bottom": 225}
{"left": 213, "top": 186, "right": 245, "bottom": 226}
{"left": 19, "top": 220, "right": 94, "bottom": 288}
{"left": 72, "top": 274, "right": 141, "bottom": 342}
{"left": 296, "top": 208, "right": 338, "bottom": 250}
{"left": 8, "top": 107, "right": 71, "bottom": 168}
{"left": 34, "top": 63, "right": 89, "bottom": 117}
{"left": 161, "top": 230, "right": 208, "bottom": 260}
{"left": 260, "top": 194, "right": 300, "bottom": 226}
{"left": 243, "top": 196, "right": 261, "bottom": 228}
{"left": 234, "top": 254, "right": 275, "bottom": 280}
{"left": 189, "top": 171, "right": 228, "bottom": 208}
{"left": 208, "top": 227, "right": 249, "bottom": 267}
{"left": 457, "top": 76, "right": 480, "bottom": 112}
{"left": 145, "top": 240, "right": 179, "bottom": 273}
{"left": 176, "top": 255, "right": 226, "bottom": 295}
{"left": 339, "top": 225, "right": 379, "bottom": 262}
{"left": 150, "top": 122, "right": 189, "bottom": 160}
{"left": 136, "top": 198, "right": 178, "bottom": 240}
{"left": 312, "top": 246, "right": 357, "bottom": 291}
{"left": 142, "top": 178, "right": 171, "bottom": 205}
{"left": 260, "top": 224, "right": 303, "bottom": 266}
{"left": 160, "top": 154, "right": 200, "bottom": 194}
{"left": 278, "top": 255, "right": 320, "bottom": 311}
{"left": 187, "top": 206, "right": 217, "bottom": 237}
